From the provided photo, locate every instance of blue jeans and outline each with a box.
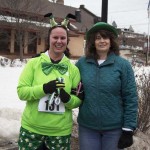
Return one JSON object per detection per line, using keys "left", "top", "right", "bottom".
{"left": 79, "top": 125, "right": 123, "bottom": 150}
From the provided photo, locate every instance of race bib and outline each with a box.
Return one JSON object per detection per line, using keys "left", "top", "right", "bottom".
{"left": 38, "top": 95, "right": 65, "bottom": 114}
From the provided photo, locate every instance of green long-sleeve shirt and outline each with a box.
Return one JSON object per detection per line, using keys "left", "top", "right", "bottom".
{"left": 17, "top": 52, "right": 81, "bottom": 136}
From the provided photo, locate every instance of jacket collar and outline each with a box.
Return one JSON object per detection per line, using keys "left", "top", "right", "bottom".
{"left": 86, "top": 52, "right": 116, "bottom": 66}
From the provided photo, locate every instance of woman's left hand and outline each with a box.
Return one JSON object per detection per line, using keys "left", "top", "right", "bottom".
{"left": 59, "top": 89, "right": 71, "bottom": 103}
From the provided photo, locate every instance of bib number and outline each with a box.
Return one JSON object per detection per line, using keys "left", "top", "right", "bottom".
{"left": 38, "top": 95, "right": 65, "bottom": 113}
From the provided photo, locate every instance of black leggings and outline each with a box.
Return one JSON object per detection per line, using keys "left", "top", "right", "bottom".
{"left": 37, "top": 142, "right": 48, "bottom": 150}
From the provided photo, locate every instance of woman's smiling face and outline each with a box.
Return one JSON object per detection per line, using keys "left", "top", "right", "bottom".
{"left": 49, "top": 27, "right": 68, "bottom": 55}
{"left": 95, "top": 32, "right": 111, "bottom": 54}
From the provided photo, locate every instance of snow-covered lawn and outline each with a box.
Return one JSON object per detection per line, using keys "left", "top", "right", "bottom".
{"left": 0, "top": 57, "right": 78, "bottom": 141}
{"left": 0, "top": 66, "right": 25, "bottom": 140}
{"left": 0, "top": 56, "right": 150, "bottom": 141}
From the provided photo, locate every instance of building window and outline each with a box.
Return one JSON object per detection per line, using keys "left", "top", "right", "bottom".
{"left": 38, "top": 38, "right": 41, "bottom": 45}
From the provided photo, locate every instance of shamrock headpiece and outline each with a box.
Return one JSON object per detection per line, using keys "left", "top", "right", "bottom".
{"left": 44, "top": 13, "right": 78, "bottom": 31}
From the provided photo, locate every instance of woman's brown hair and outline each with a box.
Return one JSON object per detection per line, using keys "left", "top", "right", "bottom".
{"left": 85, "top": 30, "right": 119, "bottom": 60}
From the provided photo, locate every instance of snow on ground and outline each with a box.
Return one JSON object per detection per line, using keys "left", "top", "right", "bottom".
{"left": 0, "top": 56, "right": 150, "bottom": 141}
{"left": 0, "top": 66, "right": 25, "bottom": 140}
{"left": 0, "top": 57, "right": 78, "bottom": 141}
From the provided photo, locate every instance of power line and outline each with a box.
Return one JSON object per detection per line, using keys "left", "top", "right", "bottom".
{"left": 109, "top": 9, "right": 146, "bottom": 14}
{"left": 118, "top": 23, "right": 148, "bottom": 27}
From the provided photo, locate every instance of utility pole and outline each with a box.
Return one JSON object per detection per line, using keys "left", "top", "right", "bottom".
{"left": 147, "top": 0, "right": 150, "bottom": 65}
{"left": 101, "top": 0, "right": 108, "bottom": 22}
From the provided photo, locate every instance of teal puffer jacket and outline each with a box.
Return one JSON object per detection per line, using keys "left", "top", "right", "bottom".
{"left": 76, "top": 53, "right": 138, "bottom": 131}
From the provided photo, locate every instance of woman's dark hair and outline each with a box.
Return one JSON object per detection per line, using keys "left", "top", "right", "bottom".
{"left": 46, "top": 25, "right": 71, "bottom": 58}
{"left": 85, "top": 30, "right": 119, "bottom": 60}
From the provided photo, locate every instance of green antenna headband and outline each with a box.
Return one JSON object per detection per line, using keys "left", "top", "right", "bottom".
{"left": 44, "top": 13, "right": 78, "bottom": 31}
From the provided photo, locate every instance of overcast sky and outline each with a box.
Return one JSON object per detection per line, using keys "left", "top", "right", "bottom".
{"left": 64, "top": 0, "right": 149, "bottom": 34}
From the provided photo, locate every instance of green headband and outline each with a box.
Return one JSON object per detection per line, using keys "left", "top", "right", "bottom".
{"left": 44, "top": 13, "right": 78, "bottom": 31}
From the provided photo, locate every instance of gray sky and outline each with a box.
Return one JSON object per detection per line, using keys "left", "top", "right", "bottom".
{"left": 64, "top": 0, "right": 149, "bottom": 34}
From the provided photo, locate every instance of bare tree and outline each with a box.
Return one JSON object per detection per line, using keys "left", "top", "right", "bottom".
{"left": 135, "top": 68, "right": 150, "bottom": 133}
{"left": 0, "top": 0, "right": 50, "bottom": 61}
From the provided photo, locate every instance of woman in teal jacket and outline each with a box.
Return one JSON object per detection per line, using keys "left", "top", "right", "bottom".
{"left": 17, "top": 14, "right": 82, "bottom": 150}
{"left": 76, "top": 22, "right": 138, "bottom": 150}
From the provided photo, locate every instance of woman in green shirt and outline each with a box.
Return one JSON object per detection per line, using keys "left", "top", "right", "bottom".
{"left": 17, "top": 14, "right": 82, "bottom": 150}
